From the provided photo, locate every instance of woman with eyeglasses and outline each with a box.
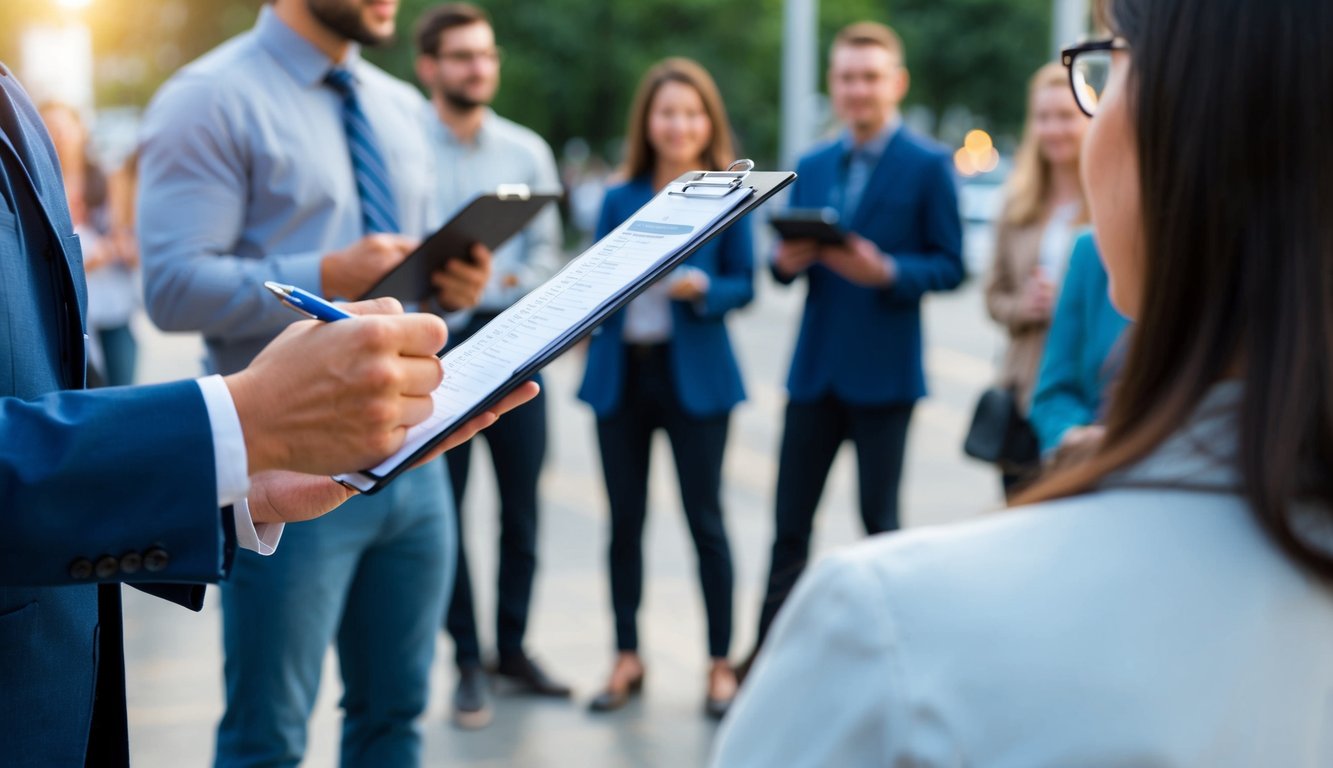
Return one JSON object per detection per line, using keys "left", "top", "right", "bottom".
{"left": 712, "top": 0, "right": 1333, "bottom": 764}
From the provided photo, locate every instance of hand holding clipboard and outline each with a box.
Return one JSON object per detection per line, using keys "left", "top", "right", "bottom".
{"left": 360, "top": 186, "right": 560, "bottom": 304}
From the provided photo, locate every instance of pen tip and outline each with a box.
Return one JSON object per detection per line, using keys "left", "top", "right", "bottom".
{"left": 264, "top": 281, "right": 293, "bottom": 297}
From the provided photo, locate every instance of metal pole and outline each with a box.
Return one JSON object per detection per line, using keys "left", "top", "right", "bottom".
{"left": 1052, "top": 0, "right": 1091, "bottom": 55}
{"left": 781, "top": 0, "right": 818, "bottom": 169}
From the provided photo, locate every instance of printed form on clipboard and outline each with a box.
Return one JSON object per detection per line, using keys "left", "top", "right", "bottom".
{"left": 336, "top": 180, "right": 754, "bottom": 492}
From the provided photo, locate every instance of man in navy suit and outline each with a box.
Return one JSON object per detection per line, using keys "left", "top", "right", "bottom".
{"left": 748, "top": 21, "right": 964, "bottom": 662}
{"left": 0, "top": 63, "right": 530, "bottom": 766}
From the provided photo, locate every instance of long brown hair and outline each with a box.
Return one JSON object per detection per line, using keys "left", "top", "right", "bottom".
{"left": 621, "top": 58, "right": 736, "bottom": 180}
{"left": 1017, "top": 0, "right": 1333, "bottom": 579}
{"left": 1002, "top": 62, "right": 1088, "bottom": 226}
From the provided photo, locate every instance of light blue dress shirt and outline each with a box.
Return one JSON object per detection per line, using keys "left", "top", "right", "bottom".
{"left": 713, "top": 383, "right": 1333, "bottom": 767}
{"left": 427, "top": 107, "right": 562, "bottom": 315}
{"left": 137, "top": 6, "right": 435, "bottom": 375}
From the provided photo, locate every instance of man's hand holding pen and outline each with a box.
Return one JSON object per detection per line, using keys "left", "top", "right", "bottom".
{"left": 223, "top": 294, "right": 537, "bottom": 523}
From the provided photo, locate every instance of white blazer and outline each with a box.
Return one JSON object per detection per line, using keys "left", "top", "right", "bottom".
{"left": 712, "top": 385, "right": 1333, "bottom": 767}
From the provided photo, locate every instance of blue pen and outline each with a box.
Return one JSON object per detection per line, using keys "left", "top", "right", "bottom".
{"left": 264, "top": 281, "right": 354, "bottom": 322}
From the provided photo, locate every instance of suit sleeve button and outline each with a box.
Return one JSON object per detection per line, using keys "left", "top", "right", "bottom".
{"left": 69, "top": 558, "right": 93, "bottom": 580}
{"left": 143, "top": 547, "right": 170, "bottom": 573}
{"left": 94, "top": 556, "right": 119, "bottom": 580}
{"left": 119, "top": 551, "right": 142, "bottom": 574}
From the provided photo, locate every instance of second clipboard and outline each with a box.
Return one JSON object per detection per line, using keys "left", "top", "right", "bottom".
{"left": 360, "top": 189, "right": 561, "bottom": 304}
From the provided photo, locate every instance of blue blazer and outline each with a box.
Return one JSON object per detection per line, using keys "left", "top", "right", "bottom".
{"left": 578, "top": 177, "right": 755, "bottom": 418}
{"left": 779, "top": 129, "right": 964, "bottom": 405}
{"left": 1030, "top": 232, "right": 1131, "bottom": 454}
{"left": 0, "top": 64, "right": 231, "bottom": 765}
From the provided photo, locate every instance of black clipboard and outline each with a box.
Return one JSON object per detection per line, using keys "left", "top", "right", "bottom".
{"left": 360, "top": 187, "right": 560, "bottom": 303}
{"left": 769, "top": 207, "right": 848, "bottom": 245}
{"left": 340, "top": 162, "right": 796, "bottom": 494}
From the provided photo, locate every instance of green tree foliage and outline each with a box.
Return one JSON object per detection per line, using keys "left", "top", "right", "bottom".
{"left": 1, "top": 0, "right": 1051, "bottom": 163}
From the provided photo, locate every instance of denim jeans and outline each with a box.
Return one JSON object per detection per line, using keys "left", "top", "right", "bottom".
{"left": 214, "top": 461, "right": 455, "bottom": 768}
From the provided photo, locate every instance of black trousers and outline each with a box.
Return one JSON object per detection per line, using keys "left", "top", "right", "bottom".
{"left": 444, "top": 315, "right": 548, "bottom": 667}
{"left": 755, "top": 395, "right": 914, "bottom": 646}
{"left": 595, "top": 344, "right": 734, "bottom": 659}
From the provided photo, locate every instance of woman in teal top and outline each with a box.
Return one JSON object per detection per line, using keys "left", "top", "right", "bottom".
{"left": 579, "top": 58, "right": 754, "bottom": 719}
{"left": 1030, "top": 231, "right": 1131, "bottom": 459}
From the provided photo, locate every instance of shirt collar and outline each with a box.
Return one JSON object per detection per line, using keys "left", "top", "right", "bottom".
{"left": 840, "top": 116, "right": 900, "bottom": 161}
{"left": 255, "top": 5, "right": 364, "bottom": 89}
{"left": 435, "top": 107, "right": 497, "bottom": 149}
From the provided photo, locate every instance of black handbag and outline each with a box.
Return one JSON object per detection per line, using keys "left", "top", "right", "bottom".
{"left": 963, "top": 386, "right": 1039, "bottom": 466}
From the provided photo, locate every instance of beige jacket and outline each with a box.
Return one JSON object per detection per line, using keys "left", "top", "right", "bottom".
{"left": 984, "top": 217, "right": 1049, "bottom": 414}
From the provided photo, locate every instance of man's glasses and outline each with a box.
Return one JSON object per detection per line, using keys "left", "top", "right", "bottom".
{"left": 436, "top": 47, "right": 503, "bottom": 66}
{"left": 1061, "top": 38, "right": 1128, "bottom": 117}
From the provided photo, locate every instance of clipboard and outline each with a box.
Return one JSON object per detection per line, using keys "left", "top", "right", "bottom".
{"left": 360, "top": 186, "right": 561, "bottom": 303}
{"left": 339, "top": 161, "right": 795, "bottom": 494}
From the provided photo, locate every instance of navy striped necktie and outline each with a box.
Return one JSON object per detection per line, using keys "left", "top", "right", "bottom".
{"left": 324, "top": 67, "right": 401, "bottom": 234}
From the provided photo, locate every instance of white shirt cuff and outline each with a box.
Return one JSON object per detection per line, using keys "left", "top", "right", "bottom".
{"left": 195, "top": 375, "right": 251, "bottom": 507}
{"left": 232, "top": 498, "right": 284, "bottom": 555}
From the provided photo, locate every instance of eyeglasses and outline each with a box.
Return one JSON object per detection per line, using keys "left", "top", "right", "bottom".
{"left": 436, "top": 47, "right": 503, "bottom": 66}
{"left": 1061, "top": 38, "right": 1128, "bottom": 117}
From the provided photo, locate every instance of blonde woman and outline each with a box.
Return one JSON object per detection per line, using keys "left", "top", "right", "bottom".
{"left": 983, "top": 62, "right": 1091, "bottom": 495}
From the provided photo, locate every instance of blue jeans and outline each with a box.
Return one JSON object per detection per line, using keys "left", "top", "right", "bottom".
{"left": 214, "top": 462, "right": 455, "bottom": 768}
{"left": 96, "top": 324, "right": 138, "bottom": 386}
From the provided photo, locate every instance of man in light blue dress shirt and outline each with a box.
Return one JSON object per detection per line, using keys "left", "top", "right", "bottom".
{"left": 412, "top": 3, "right": 570, "bottom": 729}
{"left": 138, "top": 1, "right": 491, "bottom": 765}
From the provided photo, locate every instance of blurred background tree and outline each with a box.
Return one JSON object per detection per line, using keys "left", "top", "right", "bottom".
{"left": 0, "top": 0, "right": 1050, "bottom": 165}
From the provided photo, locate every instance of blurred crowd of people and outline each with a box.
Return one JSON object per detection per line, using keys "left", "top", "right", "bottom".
{"left": 5, "top": 0, "right": 1331, "bottom": 766}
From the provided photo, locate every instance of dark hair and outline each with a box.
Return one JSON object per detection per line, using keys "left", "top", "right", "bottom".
{"left": 414, "top": 2, "right": 491, "bottom": 57}
{"left": 1018, "top": 0, "right": 1333, "bottom": 578}
{"left": 621, "top": 58, "right": 737, "bottom": 180}
{"left": 832, "top": 21, "right": 905, "bottom": 63}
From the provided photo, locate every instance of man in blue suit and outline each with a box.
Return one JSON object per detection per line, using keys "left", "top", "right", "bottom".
{"left": 0, "top": 62, "right": 536, "bottom": 766}
{"left": 748, "top": 21, "right": 964, "bottom": 661}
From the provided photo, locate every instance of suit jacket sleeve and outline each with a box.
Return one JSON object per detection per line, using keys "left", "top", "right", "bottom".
{"left": 137, "top": 75, "right": 324, "bottom": 340}
{"left": 770, "top": 163, "right": 813, "bottom": 287}
{"left": 692, "top": 216, "right": 755, "bottom": 320}
{"left": 882, "top": 153, "right": 966, "bottom": 304}
{"left": 709, "top": 553, "right": 903, "bottom": 767}
{"left": 0, "top": 380, "right": 231, "bottom": 587}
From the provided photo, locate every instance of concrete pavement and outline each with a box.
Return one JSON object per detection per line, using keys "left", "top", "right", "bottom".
{"left": 122, "top": 268, "right": 1005, "bottom": 766}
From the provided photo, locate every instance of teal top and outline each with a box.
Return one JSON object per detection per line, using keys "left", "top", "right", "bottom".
{"left": 1030, "top": 231, "right": 1132, "bottom": 454}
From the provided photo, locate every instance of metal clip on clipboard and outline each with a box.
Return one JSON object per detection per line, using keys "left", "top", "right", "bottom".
{"left": 496, "top": 183, "right": 532, "bottom": 200}
{"left": 669, "top": 159, "right": 756, "bottom": 198}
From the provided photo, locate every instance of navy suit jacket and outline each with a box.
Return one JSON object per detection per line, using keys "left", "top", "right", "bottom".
{"left": 578, "top": 177, "right": 755, "bottom": 418}
{"left": 778, "top": 128, "right": 964, "bottom": 405}
{"left": 0, "top": 65, "right": 233, "bottom": 766}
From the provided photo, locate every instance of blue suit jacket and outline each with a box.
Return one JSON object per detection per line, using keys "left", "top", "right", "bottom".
{"left": 578, "top": 177, "right": 755, "bottom": 418}
{"left": 779, "top": 129, "right": 964, "bottom": 405}
{"left": 0, "top": 65, "right": 232, "bottom": 766}
{"left": 1030, "top": 232, "right": 1131, "bottom": 454}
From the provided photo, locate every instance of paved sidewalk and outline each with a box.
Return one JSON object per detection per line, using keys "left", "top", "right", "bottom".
{"left": 124, "top": 273, "right": 1003, "bottom": 767}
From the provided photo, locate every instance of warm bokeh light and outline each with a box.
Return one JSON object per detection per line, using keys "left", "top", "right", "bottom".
{"left": 955, "top": 130, "right": 1000, "bottom": 177}
{"left": 964, "top": 129, "right": 992, "bottom": 155}
{"left": 54, "top": 0, "right": 94, "bottom": 10}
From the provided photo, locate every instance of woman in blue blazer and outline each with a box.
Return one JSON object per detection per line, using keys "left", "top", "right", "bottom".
{"left": 579, "top": 58, "right": 753, "bottom": 718}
